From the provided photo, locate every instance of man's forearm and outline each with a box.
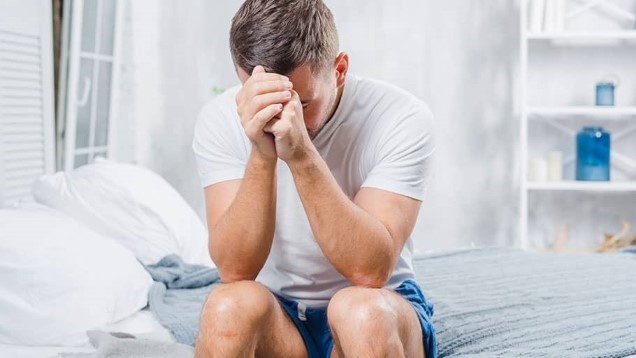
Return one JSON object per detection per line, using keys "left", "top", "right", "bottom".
{"left": 211, "top": 149, "right": 277, "bottom": 282}
{"left": 288, "top": 148, "right": 397, "bottom": 288}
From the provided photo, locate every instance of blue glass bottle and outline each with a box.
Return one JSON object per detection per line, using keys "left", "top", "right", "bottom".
{"left": 595, "top": 82, "right": 615, "bottom": 106}
{"left": 576, "top": 127, "right": 610, "bottom": 181}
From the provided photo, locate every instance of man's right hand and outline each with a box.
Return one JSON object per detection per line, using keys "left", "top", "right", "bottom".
{"left": 235, "top": 65, "right": 293, "bottom": 160}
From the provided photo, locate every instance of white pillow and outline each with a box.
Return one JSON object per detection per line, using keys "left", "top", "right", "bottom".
{"left": 32, "top": 159, "right": 213, "bottom": 266}
{"left": 0, "top": 204, "right": 153, "bottom": 346}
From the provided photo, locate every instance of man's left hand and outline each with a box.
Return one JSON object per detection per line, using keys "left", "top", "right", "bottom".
{"left": 263, "top": 90, "right": 313, "bottom": 163}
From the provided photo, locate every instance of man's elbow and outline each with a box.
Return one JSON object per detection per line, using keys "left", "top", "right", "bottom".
{"left": 348, "top": 266, "right": 393, "bottom": 288}
{"left": 216, "top": 264, "right": 260, "bottom": 283}
{"left": 218, "top": 271, "right": 258, "bottom": 284}
{"left": 348, "top": 243, "right": 397, "bottom": 288}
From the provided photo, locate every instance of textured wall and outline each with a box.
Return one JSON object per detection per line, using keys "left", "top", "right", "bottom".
{"left": 115, "top": 0, "right": 521, "bottom": 251}
{"left": 114, "top": 0, "right": 636, "bottom": 251}
{"left": 325, "top": 0, "right": 522, "bottom": 250}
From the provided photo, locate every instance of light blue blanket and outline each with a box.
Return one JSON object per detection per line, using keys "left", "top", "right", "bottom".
{"left": 144, "top": 255, "right": 221, "bottom": 346}
{"left": 415, "top": 247, "right": 636, "bottom": 357}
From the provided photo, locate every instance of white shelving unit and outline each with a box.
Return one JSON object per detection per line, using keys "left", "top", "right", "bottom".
{"left": 527, "top": 181, "right": 636, "bottom": 191}
{"left": 527, "top": 31, "right": 636, "bottom": 40}
{"left": 528, "top": 106, "right": 636, "bottom": 117}
{"left": 520, "top": 0, "right": 636, "bottom": 249}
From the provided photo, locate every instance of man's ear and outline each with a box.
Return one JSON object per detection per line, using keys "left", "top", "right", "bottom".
{"left": 334, "top": 52, "right": 349, "bottom": 88}
{"left": 236, "top": 66, "right": 250, "bottom": 84}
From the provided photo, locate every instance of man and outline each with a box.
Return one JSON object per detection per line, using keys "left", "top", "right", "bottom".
{"left": 192, "top": 0, "right": 436, "bottom": 357}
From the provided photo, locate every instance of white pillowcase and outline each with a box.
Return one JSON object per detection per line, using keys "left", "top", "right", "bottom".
{"left": 32, "top": 159, "right": 213, "bottom": 266}
{"left": 0, "top": 204, "right": 153, "bottom": 346}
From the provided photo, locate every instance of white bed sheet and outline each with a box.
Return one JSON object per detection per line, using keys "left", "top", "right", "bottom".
{"left": 0, "top": 308, "right": 174, "bottom": 358}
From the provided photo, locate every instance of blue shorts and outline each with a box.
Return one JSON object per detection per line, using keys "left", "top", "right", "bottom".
{"left": 274, "top": 279, "right": 437, "bottom": 358}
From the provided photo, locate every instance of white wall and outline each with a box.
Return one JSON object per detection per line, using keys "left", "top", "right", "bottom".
{"left": 114, "top": 0, "right": 636, "bottom": 251}
{"left": 114, "top": 0, "right": 242, "bottom": 217}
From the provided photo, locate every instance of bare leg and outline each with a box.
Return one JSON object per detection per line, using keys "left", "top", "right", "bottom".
{"left": 327, "top": 286, "right": 425, "bottom": 358}
{"left": 195, "top": 281, "right": 308, "bottom": 358}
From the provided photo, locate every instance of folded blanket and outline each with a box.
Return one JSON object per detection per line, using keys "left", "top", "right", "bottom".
{"left": 143, "top": 255, "right": 221, "bottom": 346}
{"left": 58, "top": 330, "right": 193, "bottom": 358}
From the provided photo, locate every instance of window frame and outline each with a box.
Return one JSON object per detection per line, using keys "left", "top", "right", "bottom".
{"left": 58, "top": 0, "right": 122, "bottom": 170}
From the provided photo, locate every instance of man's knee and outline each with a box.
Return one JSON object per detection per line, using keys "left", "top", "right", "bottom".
{"left": 200, "top": 281, "right": 275, "bottom": 330}
{"left": 328, "top": 287, "right": 405, "bottom": 356}
{"left": 196, "top": 281, "right": 275, "bottom": 357}
{"left": 327, "top": 286, "right": 394, "bottom": 333}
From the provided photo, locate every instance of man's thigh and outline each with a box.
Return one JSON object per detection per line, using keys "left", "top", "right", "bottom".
{"left": 329, "top": 287, "right": 425, "bottom": 358}
{"left": 255, "top": 288, "right": 309, "bottom": 358}
{"left": 198, "top": 281, "right": 308, "bottom": 358}
{"left": 384, "top": 288, "right": 426, "bottom": 358}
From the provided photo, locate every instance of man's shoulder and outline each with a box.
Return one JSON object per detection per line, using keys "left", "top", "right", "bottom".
{"left": 199, "top": 84, "right": 241, "bottom": 118}
{"left": 352, "top": 75, "right": 431, "bottom": 118}
{"left": 195, "top": 84, "right": 242, "bottom": 132}
{"left": 349, "top": 75, "right": 433, "bottom": 132}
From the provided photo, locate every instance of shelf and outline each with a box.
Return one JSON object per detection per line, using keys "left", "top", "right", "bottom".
{"left": 528, "top": 106, "right": 636, "bottom": 119}
{"left": 527, "top": 181, "right": 636, "bottom": 192}
{"left": 527, "top": 31, "right": 636, "bottom": 43}
{"left": 519, "top": 0, "right": 636, "bottom": 249}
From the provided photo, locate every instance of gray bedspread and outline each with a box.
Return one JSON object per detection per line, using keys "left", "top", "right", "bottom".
{"left": 62, "top": 247, "right": 636, "bottom": 357}
{"left": 416, "top": 247, "right": 636, "bottom": 357}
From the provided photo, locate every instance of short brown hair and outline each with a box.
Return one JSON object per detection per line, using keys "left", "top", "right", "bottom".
{"left": 230, "top": 0, "right": 339, "bottom": 76}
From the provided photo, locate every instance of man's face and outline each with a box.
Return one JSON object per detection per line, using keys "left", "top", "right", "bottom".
{"left": 237, "top": 64, "right": 339, "bottom": 139}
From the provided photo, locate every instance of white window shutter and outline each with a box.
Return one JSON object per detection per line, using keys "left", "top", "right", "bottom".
{"left": 0, "top": 0, "right": 55, "bottom": 207}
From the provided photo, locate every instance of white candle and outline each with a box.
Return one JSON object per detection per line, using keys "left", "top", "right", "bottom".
{"left": 529, "top": 0, "right": 546, "bottom": 32}
{"left": 544, "top": 0, "right": 556, "bottom": 32}
{"left": 548, "top": 151, "right": 563, "bottom": 181}
{"left": 529, "top": 157, "right": 548, "bottom": 182}
{"left": 554, "top": 0, "right": 566, "bottom": 32}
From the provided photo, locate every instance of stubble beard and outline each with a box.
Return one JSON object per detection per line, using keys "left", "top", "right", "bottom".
{"left": 308, "top": 85, "right": 340, "bottom": 140}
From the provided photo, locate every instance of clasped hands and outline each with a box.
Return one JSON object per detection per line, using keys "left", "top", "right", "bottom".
{"left": 235, "top": 65, "right": 312, "bottom": 163}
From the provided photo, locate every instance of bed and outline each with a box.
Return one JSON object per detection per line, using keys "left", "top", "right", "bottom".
{"left": 1, "top": 110, "right": 635, "bottom": 357}
{"left": 0, "top": 309, "right": 174, "bottom": 358}
{"left": 0, "top": 159, "right": 212, "bottom": 357}
{"left": 3, "top": 221, "right": 635, "bottom": 358}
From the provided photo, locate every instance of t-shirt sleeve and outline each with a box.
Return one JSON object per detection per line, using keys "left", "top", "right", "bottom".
{"left": 192, "top": 100, "right": 249, "bottom": 188}
{"left": 361, "top": 104, "right": 435, "bottom": 201}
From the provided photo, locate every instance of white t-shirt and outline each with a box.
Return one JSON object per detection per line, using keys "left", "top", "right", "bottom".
{"left": 193, "top": 74, "right": 435, "bottom": 307}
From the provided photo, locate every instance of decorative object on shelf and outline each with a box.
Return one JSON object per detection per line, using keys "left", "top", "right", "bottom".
{"left": 547, "top": 151, "right": 563, "bottom": 181}
{"left": 576, "top": 126, "right": 611, "bottom": 181}
{"left": 595, "top": 75, "right": 620, "bottom": 106}
{"left": 549, "top": 220, "right": 636, "bottom": 253}
{"left": 529, "top": 157, "right": 549, "bottom": 181}
{"left": 595, "top": 82, "right": 615, "bottom": 106}
{"left": 552, "top": 0, "right": 566, "bottom": 32}
{"left": 528, "top": 0, "right": 567, "bottom": 32}
{"left": 528, "top": 0, "right": 636, "bottom": 34}
{"left": 545, "top": 0, "right": 557, "bottom": 32}
{"left": 529, "top": 0, "right": 547, "bottom": 32}
{"left": 597, "top": 220, "right": 636, "bottom": 252}
{"left": 529, "top": 151, "right": 562, "bottom": 182}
